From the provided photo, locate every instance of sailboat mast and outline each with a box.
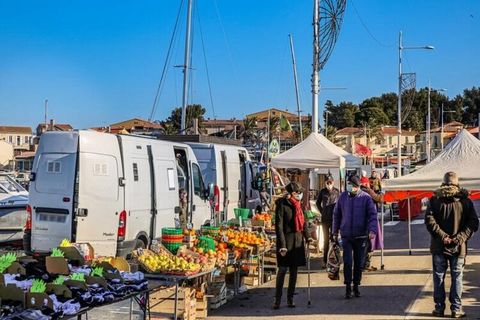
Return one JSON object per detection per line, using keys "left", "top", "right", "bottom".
{"left": 288, "top": 34, "right": 303, "bottom": 141}
{"left": 180, "top": 0, "right": 194, "bottom": 134}
{"left": 311, "top": 0, "right": 320, "bottom": 134}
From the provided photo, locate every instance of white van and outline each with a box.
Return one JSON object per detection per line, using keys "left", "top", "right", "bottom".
{"left": 25, "top": 130, "right": 211, "bottom": 257}
{"left": 187, "top": 143, "right": 261, "bottom": 221}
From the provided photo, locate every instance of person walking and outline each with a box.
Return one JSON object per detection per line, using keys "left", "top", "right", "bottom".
{"left": 274, "top": 182, "right": 311, "bottom": 309}
{"left": 359, "top": 179, "right": 383, "bottom": 272}
{"left": 333, "top": 175, "right": 378, "bottom": 299}
{"left": 316, "top": 175, "right": 340, "bottom": 266}
{"left": 425, "top": 172, "right": 479, "bottom": 318}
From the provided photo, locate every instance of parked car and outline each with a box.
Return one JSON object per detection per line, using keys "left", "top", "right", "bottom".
{"left": 0, "top": 173, "right": 28, "bottom": 244}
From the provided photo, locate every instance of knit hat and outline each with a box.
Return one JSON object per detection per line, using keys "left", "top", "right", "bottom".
{"left": 286, "top": 181, "right": 304, "bottom": 194}
{"left": 360, "top": 176, "right": 370, "bottom": 185}
{"left": 348, "top": 175, "right": 361, "bottom": 187}
{"left": 443, "top": 171, "right": 459, "bottom": 186}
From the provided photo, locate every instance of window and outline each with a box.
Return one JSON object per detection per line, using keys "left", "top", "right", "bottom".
{"left": 192, "top": 163, "right": 203, "bottom": 197}
{"left": 177, "top": 164, "right": 187, "bottom": 190}
{"left": 25, "top": 136, "right": 29, "bottom": 144}
{"left": 389, "top": 136, "right": 393, "bottom": 145}
{"left": 133, "top": 163, "right": 139, "bottom": 181}
{"left": 8, "top": 136, "right": 13, "bottom": 143}
{"left": 47, "top": 161, "right": 61, "bottom": 173}
{"left": 16, "top": 136, "right": 21, "bottom": 145}
{"left": 167, "top": 168, "right": 175, "bottom": 190}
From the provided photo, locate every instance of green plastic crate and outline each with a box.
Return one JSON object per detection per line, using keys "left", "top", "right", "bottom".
{"left": 234, "top": 208, "right": 251, "bottom": 220}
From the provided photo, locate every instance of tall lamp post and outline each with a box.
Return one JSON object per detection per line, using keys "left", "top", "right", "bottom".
{"left": 397, "top": 31, "right": 434, "bottom": 176}
{"left": 427, "top": 85, "right": 446, "bottom": 162}
{"left": 440, "top": 105, "right": 455, "bottom": 151}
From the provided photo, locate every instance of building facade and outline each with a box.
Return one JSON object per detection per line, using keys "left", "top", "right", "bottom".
{"left": 0, "top": 126, "right": 33, "bottom": 152}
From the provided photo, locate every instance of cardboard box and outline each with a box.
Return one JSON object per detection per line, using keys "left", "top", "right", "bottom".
{"left": 59, "top": 243, "right": 94, "bottom": 265}
{"left": 46, "top": 284, "right": 72, "bottom": 299}
{"left": 243, "top": 275, "right": 259, "bottom": 287}
{"left": 26, "top": 292, "right": 54, "bottom": 310}
{"left": 86, "top": 275, "right": 108, "bottom": 289}
{"left": 149, "top": 287, "right": 196, "bottom": 319}
{"left": 0, "top": 284, "right": 25, "bottom": 307}
{"left": 45, "top": 256, "right": 69, "bottom": 275}
{"left": 64, "top": 279, "right": 88, "bottom": 290}
{"left": 5, "top": 262, "right": 27, "bottom": 275}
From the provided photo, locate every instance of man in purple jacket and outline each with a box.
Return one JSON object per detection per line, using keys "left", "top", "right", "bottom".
{"left": 333, "top": 175, "right": 378, "bottom": 299}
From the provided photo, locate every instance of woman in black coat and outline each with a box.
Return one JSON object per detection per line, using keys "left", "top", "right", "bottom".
{"left": 274, "top": 182, "right": 311, "bottom": 309}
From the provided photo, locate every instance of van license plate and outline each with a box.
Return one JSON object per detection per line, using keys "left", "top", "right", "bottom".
{"left": 38, "top": 213, "right": 67, "bottom": 223}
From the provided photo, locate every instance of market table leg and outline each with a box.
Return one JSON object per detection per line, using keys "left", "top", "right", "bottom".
{"left": 174, "top": 281, "right": 179, "bottom": 320}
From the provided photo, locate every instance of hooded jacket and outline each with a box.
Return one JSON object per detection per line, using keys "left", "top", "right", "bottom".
{"left": 425, "top": 185, "right": 479, "bottom": 258}
{"left": 316, "top": 187, "right": 340, "bottom": 223}
{"left": 332, "top": 189, "right": 378, "bottom": 239}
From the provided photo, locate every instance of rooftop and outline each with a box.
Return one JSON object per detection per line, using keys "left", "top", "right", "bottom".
{"left": 0, "top": 126, "right": 33, "bottom": 134}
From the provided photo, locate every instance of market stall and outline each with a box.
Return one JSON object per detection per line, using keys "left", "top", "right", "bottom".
{"left": 383, "top": 129, "right": 480, "bottom": 255}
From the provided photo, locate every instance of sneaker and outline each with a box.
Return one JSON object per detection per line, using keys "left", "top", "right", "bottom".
{"left": 431, "top": 309, "right": 444, "bottom": 317}
{"left": 451, "top": 310, "right": 466, "bottom": 318}
{"left": 353, "top": 285, "right": 361, "bottom": 298}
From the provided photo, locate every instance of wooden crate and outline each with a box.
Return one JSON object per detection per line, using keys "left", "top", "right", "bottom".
{"left": 243, "top": 275, "right": 260, "bottom": 287}
{"left": 150, "top": 286, "right": 197, "bottom": 320}
{"left": 196, "top": 296, "right": 208, "bottom": 319}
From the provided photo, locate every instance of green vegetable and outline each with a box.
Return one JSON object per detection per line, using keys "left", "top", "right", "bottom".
{"left": 91, "top": 267, "right": 104, "bottom": 278}
{"left": 30, "top": 279, "right": 47, "bottom": 293}
{"left": 51, "top": 248, "right": 65, "bottom": 258}
{"left": 70, "top": 273, "right": 85, "bottom": 282}
{"left": 0, "top": 252, "right": 17, "bottom": 273}
{"left": 52, "top": 276, "right": 65, "bottom": 285}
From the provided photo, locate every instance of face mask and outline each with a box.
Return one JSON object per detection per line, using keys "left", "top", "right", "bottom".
{"left": 346, "top": 184, "right": 358, "bottom": 194}
{"left": 294, "top": 193, "right": 303, "bottom": 201}
{"left": 326, "top": 184, "right": 333, "bottom": 190}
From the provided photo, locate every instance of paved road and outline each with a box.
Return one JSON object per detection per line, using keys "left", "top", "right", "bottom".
{"left": 87, "top": 215, "right": 480, "bottom": 319}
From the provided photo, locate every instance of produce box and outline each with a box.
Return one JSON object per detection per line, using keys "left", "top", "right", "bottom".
{"left": 243, "top": 275, "right": 260, "bottom": 287}
{"left": 150, "top": 286, "right": 196, "bottom": 319}
{"left": 45, "top": 256, "right": 69, "bottom": 275}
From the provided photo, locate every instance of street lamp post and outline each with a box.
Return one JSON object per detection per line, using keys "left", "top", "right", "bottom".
{"left": 440, "top": 104, "right": 455, "bottom": 151}
{"left": 397, "top": 31, "right": 434, "bottom": 176}
{"left": 427, "top": 85, "right": 446, "bottom": 162}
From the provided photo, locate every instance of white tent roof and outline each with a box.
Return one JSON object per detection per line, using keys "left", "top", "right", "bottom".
{"left": 314, "top": 132, "right": 362, "bottom": 168}
{"left": 384, "top": 129, "right": 480, "bottom": 191}
{"left": 271, "top": 132, "right": 360, "bottom": 169}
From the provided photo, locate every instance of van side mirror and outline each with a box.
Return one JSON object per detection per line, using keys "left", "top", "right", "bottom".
{"left": 206, "top": 183, "right": 215, "bottom": 200}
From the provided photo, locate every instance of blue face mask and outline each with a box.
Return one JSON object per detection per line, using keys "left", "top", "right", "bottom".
{"left": 346, "top": 184, "right": 358, "bottom": 194}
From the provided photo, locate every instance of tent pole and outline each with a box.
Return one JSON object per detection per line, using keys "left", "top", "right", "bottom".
{"left": 408, "top": 197, "right": 412, "bottom": 255}
{"left": 380, "top": 199, "right": 385, "bottom": 270}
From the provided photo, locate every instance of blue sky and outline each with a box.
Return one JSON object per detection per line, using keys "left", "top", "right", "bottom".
{"left": 0, "top": 0, "right": 478, "bottom": 129}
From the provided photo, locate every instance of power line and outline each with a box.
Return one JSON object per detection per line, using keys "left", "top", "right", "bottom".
{"left": 350, "top": 0, "right": 394, "bottom": 48}
{"left": 149, "top": 0, "right": 185, "bottom": 122}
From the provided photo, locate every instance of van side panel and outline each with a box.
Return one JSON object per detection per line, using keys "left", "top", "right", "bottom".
{"left": 74, "top": 131, "right": 123, "bottom": 256}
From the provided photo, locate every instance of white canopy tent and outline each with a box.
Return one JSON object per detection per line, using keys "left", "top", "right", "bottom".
{"left": 271, "top": 132, "right": 361, "bottom": 169}
{"left": 271, "top": 132, "right": 346, "bottom": 169}
{"left": 382, "top": 129, "right": 480, "bottom": 256}
{"left": 384, "top": 129, "right": 480, "bottom": 192}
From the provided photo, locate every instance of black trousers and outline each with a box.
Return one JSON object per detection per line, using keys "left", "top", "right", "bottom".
{"left": 275, "top": 266, "right": 298, "bottom": 301}
{"left": 322, "top": 221, "right": 332, "bottom": 264}
{"left": 342, "top": 237, "right": 367, "bottom": 286}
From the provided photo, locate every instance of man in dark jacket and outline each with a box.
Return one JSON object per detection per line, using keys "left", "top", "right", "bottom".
{"left": 316, "top": 175, "right": 340, "bottom": 265}
{"left": 425, "top": 172, "right": 479, "bottom": 318}
{"left": 274, "top": 182, "right": 311, "bottom": 309}
{"left": 333, "top": 175, "right": 377, "bottom": 299}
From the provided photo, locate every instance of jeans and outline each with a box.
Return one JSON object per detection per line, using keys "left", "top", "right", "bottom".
{"left": 275, "top": 266, "right": 298, "bottom": 302}
{"left": 342, "top": 237, "right": 367, "bottom": 286}
{"left": 432, "top": 254, "right": 465, "bottom": 312}
{"left": 322, "top": 221, "right": 332, "bottom": 264}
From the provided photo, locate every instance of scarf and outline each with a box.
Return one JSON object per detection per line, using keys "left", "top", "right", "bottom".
{"left": 289, "top": 196, "right": 305, "bottom": 233}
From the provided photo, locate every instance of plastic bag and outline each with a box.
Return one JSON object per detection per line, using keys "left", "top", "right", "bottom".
{"left": 327, "top": 241, "right": 342, "bottom": 280}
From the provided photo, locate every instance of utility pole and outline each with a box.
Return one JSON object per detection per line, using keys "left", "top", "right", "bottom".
{"left": 289, "top": 34, "right": 303, "bottom": 141}
{"left": 427, "top": 83, "right": 431, "bottom": 163}
{"left": 180, "top": 0, "right": 193, "bottom": 134}
{"left": 311, "top": 0, "right": 320, "bottom": 134}
{"left": 44, "top": 99, "right": 48, "bottom": 133}
{"left": 397, "top": 31, "right": 403, "bottom": 176}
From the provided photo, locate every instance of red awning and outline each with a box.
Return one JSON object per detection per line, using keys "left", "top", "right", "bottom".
{"left": 384, "top": 190, "right": 480, "bottom": 202}
{"left": 355, "top": 143, "right": 372, "bottom": 156}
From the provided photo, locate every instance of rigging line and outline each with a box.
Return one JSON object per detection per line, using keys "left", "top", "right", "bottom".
{"left": 196, "top": 0, "right": 217, "bottom": 119}
{"left": 213, "top": 0, "right": 238, "bottom": 84}
{"left": 149, "top": 0, "right": 185, "bottom": 121}
{"left": 350, "top": 0, "right": 394, "bottom": 48}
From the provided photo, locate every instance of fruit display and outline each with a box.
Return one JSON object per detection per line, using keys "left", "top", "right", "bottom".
{"left": 138, "top": 252, "right": 201, "bottom": 275}
{"left": 224, "top": 230, "right": 266, "bottom": 247}
{"left": 253, "top": 213, "right": 271, "bottom": 221}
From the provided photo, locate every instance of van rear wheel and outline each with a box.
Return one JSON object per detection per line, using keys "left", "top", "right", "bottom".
{"left": 135, "top": 238, "right": 147, "bottom": 250}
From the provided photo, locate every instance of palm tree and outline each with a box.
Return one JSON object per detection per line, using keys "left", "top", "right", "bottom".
{"left": 240, "top": 117, "right": 258, "bottom": 145}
